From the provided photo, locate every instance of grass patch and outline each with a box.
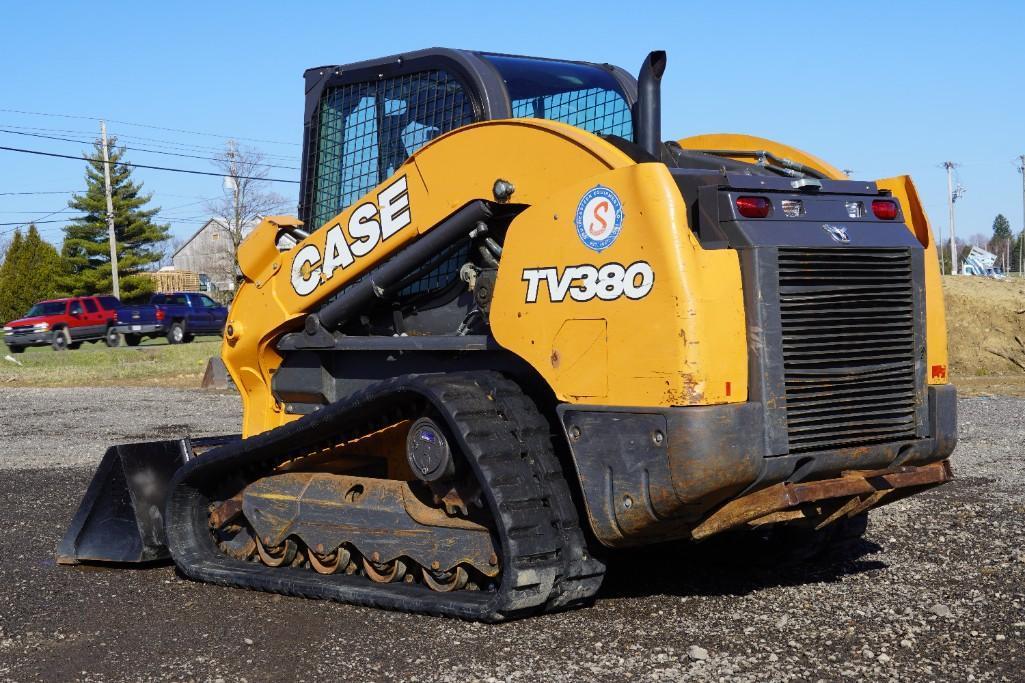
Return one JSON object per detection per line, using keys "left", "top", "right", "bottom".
{"left": 1, "top": 336, "right": 221, "bottom": 388}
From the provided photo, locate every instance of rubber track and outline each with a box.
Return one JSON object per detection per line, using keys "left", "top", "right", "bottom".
{"left": 164, "top": 371, "right": 605, "bottom": 621}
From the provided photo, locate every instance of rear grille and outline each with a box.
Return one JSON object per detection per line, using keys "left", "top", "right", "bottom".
{"left": 778, "top": 248, "right": 918, "bottom": 453}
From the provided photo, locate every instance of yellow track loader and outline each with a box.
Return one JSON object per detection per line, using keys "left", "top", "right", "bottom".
{"left": 58, "top": 49, "right": 956, "bottom": 621}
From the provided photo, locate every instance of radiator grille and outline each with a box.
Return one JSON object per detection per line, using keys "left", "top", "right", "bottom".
{"left": 778, "top": 248, "right": 917, "bottom": 453}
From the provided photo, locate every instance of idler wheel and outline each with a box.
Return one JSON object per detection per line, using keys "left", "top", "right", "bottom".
{"left": 406, "top": 417, "right": 454, "bottom": 482}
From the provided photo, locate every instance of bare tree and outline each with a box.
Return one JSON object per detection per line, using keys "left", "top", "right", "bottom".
{"left": 156, "top": 236, "right": 186, "bottom": 268}
{"left": 207, "top": 140, "right": 289, "bottom": 283}
{"left": 968, "top": 233, "right": 989, "bottom": 249}
{"left": 0, "top": 236, "right": 9, "bottom": 265}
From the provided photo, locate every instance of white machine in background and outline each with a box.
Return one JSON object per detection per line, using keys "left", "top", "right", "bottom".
{"left": 961, "top": 246, "right": 1006, "bottom": 279}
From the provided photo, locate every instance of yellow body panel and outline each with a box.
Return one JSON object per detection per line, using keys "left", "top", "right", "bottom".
{"left": 222, "top": 120, "right": 948, "bottom": 438}
{"left": 677, "top": 133, "right": 846, "bottom": 180}
{"left": 225, "top": 119, "right": 742, "bottom": 437}
{"left": 875, "top": 175, "right": 950, "bottom": 384}
{"left": 490, "top": 162, "right": 748, "bottom": 408}
{"left": 676, "top": 133, "right": 950, "bottom": 384}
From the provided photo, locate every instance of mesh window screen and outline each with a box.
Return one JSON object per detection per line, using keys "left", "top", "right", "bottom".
{"left": 483, "top": 54, "right": 634, "bottom": 141}
{"left": 308, "top": 70, "right": 475, "bottom": 231}
{"left": 509, "top": 88, "right": 632, "bottom": 139}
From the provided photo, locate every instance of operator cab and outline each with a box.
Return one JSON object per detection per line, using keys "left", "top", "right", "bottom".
{"left": 298, "top": 48, "right": 640, "bottom": 232}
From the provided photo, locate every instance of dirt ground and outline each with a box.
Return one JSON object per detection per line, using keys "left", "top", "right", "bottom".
{"left": 0, "top": 276, "right": 1020, "bottom": 681}
{"left": 0, "top": 387, "right": 1023, "bottom": 682}
{"left": 943, "top": 275, "right": 1025, "bottom": 379}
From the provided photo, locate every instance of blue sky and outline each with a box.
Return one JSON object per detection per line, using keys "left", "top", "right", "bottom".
{"left": 1, "top": 1, "right": 1023, "bottom": 247}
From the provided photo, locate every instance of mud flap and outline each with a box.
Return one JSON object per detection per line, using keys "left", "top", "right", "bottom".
{"left": 57, "top": 439, "right": 193, "bottom": 564}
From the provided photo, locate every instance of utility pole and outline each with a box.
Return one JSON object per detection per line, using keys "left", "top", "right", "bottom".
{"left": 228, "top": 139, "right": 240, "bottom": 231}
{"left": 943, "top": 161, "right": 963, "bottom": 276}
{"left": 100, "top": 120, "right": 120, "bottom": 298}
{"left": 221, "top": 139, "right": 243, "bottom": 285}
{"left": 1018, "top": 155, "right": 1025, "bottom": 276}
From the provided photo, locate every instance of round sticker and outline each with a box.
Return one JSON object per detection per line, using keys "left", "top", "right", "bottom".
{"left": 574, "top": 185, "right": 624, "bottom": 252}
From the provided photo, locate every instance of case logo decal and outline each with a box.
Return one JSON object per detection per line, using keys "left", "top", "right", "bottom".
{"left": 575, "top": 185, "right": 624, "bottom": 252}
{"left": 291, "top": 175, "right": 412, "bottom": 296}
{"left": 522, "top": 261, "right": 654, "bottom": 303}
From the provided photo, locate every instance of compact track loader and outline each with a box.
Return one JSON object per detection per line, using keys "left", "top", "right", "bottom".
{"left": 59, "top": 49, "right": 957, "bottom": 621}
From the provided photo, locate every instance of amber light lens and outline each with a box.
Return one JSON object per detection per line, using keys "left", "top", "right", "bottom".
{"left": 736, "top": 196, "right": 771, "bottom": 218}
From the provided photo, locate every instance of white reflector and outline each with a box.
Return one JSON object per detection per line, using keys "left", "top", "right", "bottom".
{"left": 781, "top": 199, "right": 804, "bottom": 217}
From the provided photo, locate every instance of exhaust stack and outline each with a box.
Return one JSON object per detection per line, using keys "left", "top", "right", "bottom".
{"left": 635, "top": 50, "right": 667, "bottom": 160}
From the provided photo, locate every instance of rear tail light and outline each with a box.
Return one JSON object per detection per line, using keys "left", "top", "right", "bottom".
{"left": 736, "top": 196, "right": 771, "bottom": 218}
{"left": 155, "top": 309, "right": 165, "bottom": 321}
{"left": 871, "top": 199, "right": 898, "bottom": 220}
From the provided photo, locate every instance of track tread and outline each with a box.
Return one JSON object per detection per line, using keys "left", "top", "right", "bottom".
{"left": 164, "top": 371, "right": 605, "bottom": 621}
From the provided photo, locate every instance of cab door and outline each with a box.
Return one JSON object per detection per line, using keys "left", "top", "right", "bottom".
{"left": 66, "top": 299, "right": 89, "bottom": 339}
{"left": 196, "top": 294, "right": 225, "bottom": 332}
{"left": 80, "top": 298, "right": 106, "bottom": 338}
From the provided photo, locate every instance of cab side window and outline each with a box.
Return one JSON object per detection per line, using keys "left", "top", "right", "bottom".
{"left": 69, "top": 300, "right": 83, "bottom": 315}
{"left": 83, "top": 299, "right": 98, "bottom": 313}
{"left": 307, "top": 69, "right": 476, "bottom": 230}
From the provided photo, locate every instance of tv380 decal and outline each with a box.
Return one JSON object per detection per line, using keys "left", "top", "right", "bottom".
{"left": 521, "top": 261, "right": 654, "bottom": 303}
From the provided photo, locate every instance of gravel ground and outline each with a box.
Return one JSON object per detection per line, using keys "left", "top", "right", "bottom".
{"left": 0, "top": 387, "right": 1022, "bottom": 682}
{"left": 0, "top": 387, "right": 241, "bottom": 470}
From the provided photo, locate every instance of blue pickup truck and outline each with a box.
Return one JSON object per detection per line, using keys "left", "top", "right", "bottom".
{"left": 114, "top": 292, "right": 228, "bottom": 345}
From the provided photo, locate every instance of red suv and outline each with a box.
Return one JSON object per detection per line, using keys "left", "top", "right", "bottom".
{"left": 2, "top": 296, "right": 121, "bottom": 352}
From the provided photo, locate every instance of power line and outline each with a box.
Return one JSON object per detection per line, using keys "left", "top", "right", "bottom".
{"left": 0, "top": 122, "right": 300, "bottom": 159}
{"left": 0, "top": 205, "right": 76, "bottom": 238}
{"left": 0, "top": 190, "right": 78, "bottom": 196}
{"left": 0, "top": 144, "right": 300, "bottom": 183}
{"left": 0, "top": 122, "right": 301, "bottom": 163}
{"left": 157, "top": 196, "right": 220, "bottom": 213}
{"left": 0, "top": 217, "right": 75, "bottom": 226}
{"left": 0, "top": 209, "right": 76, "bottom": 214}
{"left": 0, "top": 128, "right": 301, "bottom": 170}
{"left": 0, "top": 108, "right": 300, "bottom": 147}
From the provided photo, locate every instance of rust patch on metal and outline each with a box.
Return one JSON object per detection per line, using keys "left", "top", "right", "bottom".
{"left": 208, "top": 496, "right": 243, "bottom": 529}
{"left": 275, "top": 419, "right": 414, "bottom": 479}
{"left": 241, "top": 471, "right": 498, "bottom": 577}
{"left": 690, "top": 460, "right": 953, "bottom": 540}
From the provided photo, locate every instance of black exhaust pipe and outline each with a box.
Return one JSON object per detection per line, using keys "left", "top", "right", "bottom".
{"left": 635, "top": 50, "right": 667, "bottom": 160}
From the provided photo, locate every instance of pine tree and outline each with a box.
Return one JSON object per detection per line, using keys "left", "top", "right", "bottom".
{"left": 992, "top": 214, "right": 1012, "bottom": 241}
{"left": 0, "top": 226, "right": 66, "bottom": 323}
{"left": 989, "top": 214, "right": 1014, "bottom": 271}
{"left": 62, "top": 137, "right": 170, "bottom": 301}
{"left": 0, "top": 230, "right": 26, "bottom": 323}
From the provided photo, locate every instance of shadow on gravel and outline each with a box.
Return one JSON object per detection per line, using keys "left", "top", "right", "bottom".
{"left": 600, "top": 531, "right": 885, "bottom": 600}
